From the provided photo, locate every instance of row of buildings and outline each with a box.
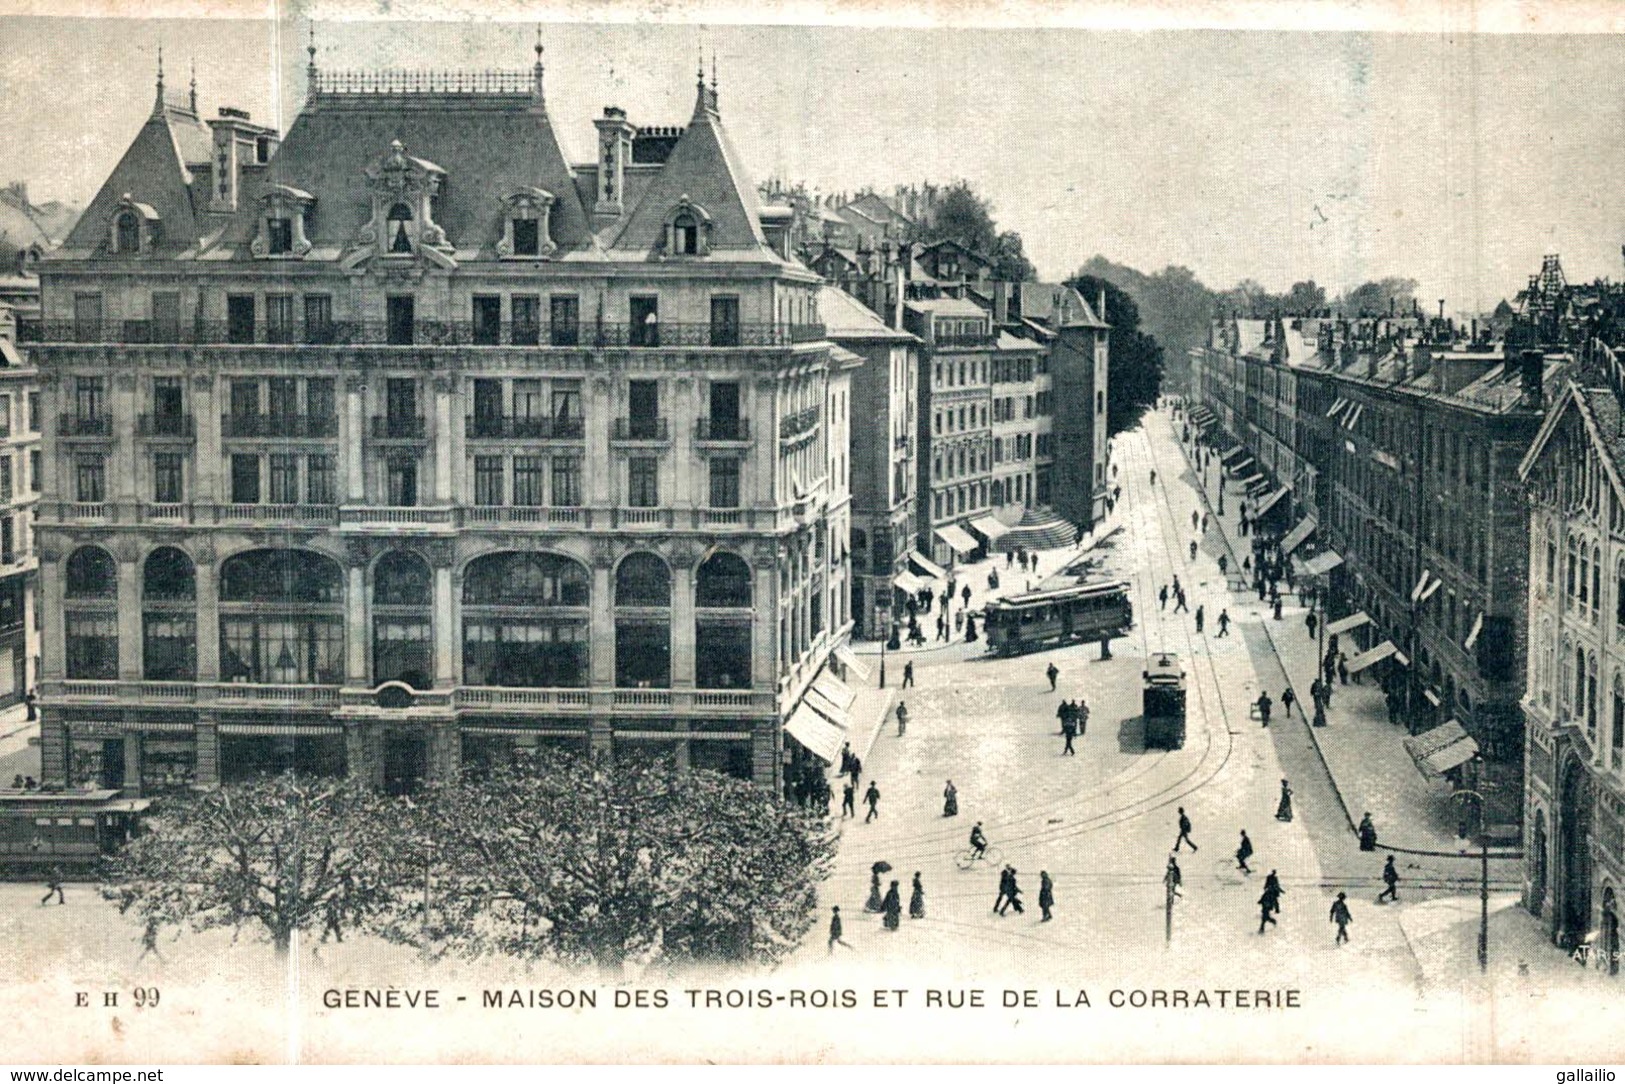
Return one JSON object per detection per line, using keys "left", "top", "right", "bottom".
{"left": 1190, "top": 256, "right": 1625, "bottom": 958}
{"left": 20, "top": 44, "right": 1111, "bottom": 799}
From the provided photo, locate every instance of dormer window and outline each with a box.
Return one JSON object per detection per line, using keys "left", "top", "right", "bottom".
{"left": 108, "top": 195, "right": 160, "bottom": 255}
{"left": 661, "top": 197, "right": 712, "bottom": 258}
{"left": 387, "top": 203, "right": 414, "bottom": 254}
{"left": 267, "top": 218, "right": 293, "bottom": 255}
{"left": 498, "top": 188, "right": 556, "bottom": 260}
{"left": 250, "top": 185, "right": 314, "bottom": 260}
{"left": 116, "top": 213, "right": 140, "bottom": 254}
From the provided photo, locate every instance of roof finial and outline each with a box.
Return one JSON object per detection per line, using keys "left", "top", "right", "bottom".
{"left": 306, "top": 22, "right": 318, "bottom": 95}
{"left": 153, "top": 43, "right": 165, "bottom": 113}
{"left": 532, "top": 25, "right": 546, "bottom": 105}
{"left": 697, "top": 45, "right": 705, "bottom": 89}
{"left": 188, "top": 59, "right": 197, "bottom": 114}
{"left": 710, "top": 48, "right": 718, "bottom": 112}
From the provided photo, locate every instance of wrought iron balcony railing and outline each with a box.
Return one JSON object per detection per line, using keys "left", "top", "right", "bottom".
{"left": 779, "top": 406, "right": 821, "bottom": 440}
{"left": 136, "top": 413, "right": 196, "bottom": 438}
{"left": 465, "top": 415, "right": 585, "bottom": 440}
{"left": 695, "top": 417, "right": 750, "bottom": 441}
{"left": 370, "top": 415, "right": 427, "bottom": 440}
{"left": 612, "top": 416, "right": 669, "bottom": 441}
{"left": 58, "top": 413, "right": 111, "bottom": 437}
{"left": 37, "top": 320, "right": 828, "bottom": 349}
{"left": 221, "top": 413, "right": 339, "bottom": 439}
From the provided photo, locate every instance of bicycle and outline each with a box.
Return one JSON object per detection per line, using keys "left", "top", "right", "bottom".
{"left": 953, "top": 844, "right": 1002, "bottom": 871}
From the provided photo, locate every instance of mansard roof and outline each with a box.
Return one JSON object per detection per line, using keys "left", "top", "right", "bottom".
{"left": 57, "top": 102, "right": 212, "bottom": 258}
{"left": 608, "top": 85, "right": 773, "bottom": 258}
{"left": 217, "top": 90, "right": 595, "bottom": 259}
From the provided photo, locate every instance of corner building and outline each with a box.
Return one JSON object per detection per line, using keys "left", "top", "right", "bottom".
{"left": 34, "top": 54, "right": 851, "bottom": 796}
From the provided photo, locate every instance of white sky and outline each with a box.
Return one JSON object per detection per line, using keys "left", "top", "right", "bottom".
{"left": 1, "top": 4, "right": 1622, "bottom": 310}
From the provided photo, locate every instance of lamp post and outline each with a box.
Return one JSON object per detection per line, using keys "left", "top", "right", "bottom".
{"left": 1452, "top": 782, "right": 1490, "bottom": 974}
{"left": 876, "top": 603, "right": 889, "bottom": 689}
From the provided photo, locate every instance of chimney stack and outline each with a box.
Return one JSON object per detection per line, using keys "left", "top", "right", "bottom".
{"left": 1521, "top": 349, "right": 1544, "bottom": 405}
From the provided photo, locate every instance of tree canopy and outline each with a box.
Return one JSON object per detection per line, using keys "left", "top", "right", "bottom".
{"left": 910, "top": 180, "right": 1035, "bottom": 281}
{"left": 1068, "top": 273, "right": 1164, "bottom": 437}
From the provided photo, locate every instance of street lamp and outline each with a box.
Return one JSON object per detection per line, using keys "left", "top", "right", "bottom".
{"left": 1452, "top": 782, "right": 1490, "bottom": 974}
{"left": 875, "top": 603, "right": 890, "bottom": 689}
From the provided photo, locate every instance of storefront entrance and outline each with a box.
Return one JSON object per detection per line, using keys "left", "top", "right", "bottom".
{"left": 1556, "top": 757, "right": 1593, "bottom": 949}
{"left": 383, "top": 731, "right": 426, "bottom": 796}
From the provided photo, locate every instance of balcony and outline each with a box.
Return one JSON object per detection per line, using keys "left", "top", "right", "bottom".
{"left": 695, "top": 417, "right": 750, "bottom": 443}
{"left": 615, "top": 507, "right": 673, "bottom": 529}
{"left": 57, "top": 413, "right": 112, "bottom": 440}
{"left": 221, "top": 413, "right": 339, "bottom": 439}
{"left": 369, "top": 415, "right": 427, "bottom": 441}
{"left": 37, "top": 320, "right": 828, "bottom": 349}
{"left": 611, "top": 416, "right": 669, "bottom": 442}
{"left": 465, "top": 415, "right": 585, "bottom": 441}
{"left": 779, "top": 405, "right": 821, "bottom": 443}
{"left": 464, "top": 505, "right": 584, "bottom": 527}
{"left": 211, "top": 503, "right": 340, "bottom": 526}
{"left": 136, "top": 413, "right": 196, "bottom": 440}
{"left": 340, "top": 505, "right": 458, "bottom": 530}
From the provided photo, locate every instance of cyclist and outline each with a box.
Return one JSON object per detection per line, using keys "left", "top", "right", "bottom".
{"left": 969, "top": 822, "right": 989, "bottom": 860}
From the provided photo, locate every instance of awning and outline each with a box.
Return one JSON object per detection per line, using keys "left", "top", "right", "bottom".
{"left": 1237, "top": 472, "right": 1265, "bottom": 488}
{"left": 804, "top": 687, "right": 852, "bottom": 730}
{"left": 907, "top": 551, "right": 948, "bottom": 580}
{"left": 1463, "top": 613, "right": 1485, "bottom": 651}
{"left": 1325, "top": 611, "right": 1371, "bottom": 636}
{"left": 812, "top": 674, "right": 856, "bottom": 713}
{"left": 1404, "top": 720, "right": 1479, "bottom": 779}
{"left": 1254, "top": 487, "right": 1289, "bottom": 517}
{"left": 1195, "top": 413, "right": 1219, "bottom": 429}
{"left": 893, "top": 570, "right": 928, "bottom": 596}
{"left": 1410, "top": 571, "right": 1432, "bottom": 602}
{"left": 1344, "top": 403, "right": 1365, "bottom": 429}
{"left": 1298, "top": 550, "right": 1345, "bottom": 576}
{"left": 1326, "top": 397, "right": 1348, "bottom": 418}
{"left": 833, "top": 645, "right": 871, "bottom": 681}
{"left": 969, "top": 515, "right": 1011, "bottom": 542}
{"left": 217, "top": 724, "right": 344, "bottom": 736}
{"left": 935, "top": 525, "right": 978, "bottom": 555}
{"left": 1229, "top": 456, "right": 1256, "bottom": 473}
{"left": 0, "top": 341, "right": 22, "bottom": 368}
{"left": 1221, "top": 446, "right": 1248, "bottom": 464}
{"left": 1345, "top": 640, "right": 1398, "bottom": 674}
{"left": 1422, "top": 688, "right": 1442, "bottom": 707}
{"left": 1418, "top": 578, "right": 1443, "bottom": 603}
{"left": 785, "top": 702, "right": 845, "bottom": 763}
{"left": 1281, "top": 517, "right": 1317, "bottom": 555}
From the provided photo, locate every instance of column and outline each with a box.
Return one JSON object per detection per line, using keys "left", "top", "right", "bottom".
{"left": 588, "top": 376, "right": 613, "bottom": 507}
{"left": 113, "top": 372, "right": 138, "bottom": 515}
{"left": 751, "top": 720, "right": 779, "bottom": 792}
{"left": 427, "top": 721, "right": 459, "bottom": 781}
{"left": 432, "top": 562, "right": 454, "bottom": 688}
{"left": 344, "top": 543, "right": 368, "bottom": 686}
{"left": 751, "top": 546, "right": 776, "bottom": 689}
{"left": 194, "top": 713, "right": 219, "bottom": 787}
{"left": 670, "top": 556, "right": 696, "bottom": 689}
{"left": 673, "top": 377, "right": 693, "bottom": 512}
{"left": 116, "top": 550, "right": 141, "bottom": 681}
{"left": 755, "top": 377, "right": 777, "bottom": 506}
{"left": 590, "top": 558, "right": 614, "bottom": 686}
{"left": 122, "top": 733, "right": 143, "bottom": 797}
{"left": 192, "top": 374, "right": 219, "bottom": 504}
{"left": 38, "top": 552, "right": 63, "bottom": 681}
{"left": 433, "top": 376, "right": 454, "bottom": 504}
{"left": 195, "top": 556, "right": 219, "bottom": 684}
{"left": 344, "top": 377, "right": 366, "bottom": 502}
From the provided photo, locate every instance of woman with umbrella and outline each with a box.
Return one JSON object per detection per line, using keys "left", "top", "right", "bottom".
{"left": 909, "top": 872, "right": 926, "bottom": 919}
{"left": 882, "top": 879, "right": 903, "bottom": 931}
{"left": 866, "top": 861, "right": 891, "bottom": 912}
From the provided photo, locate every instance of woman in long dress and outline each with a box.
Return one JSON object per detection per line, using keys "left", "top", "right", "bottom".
{"left": 943, "top": 780, "right": 959, "bottom": 817}
{"left": 1275, "top": 779, "right": 1294, "bottom": 822}
{"left": 909, "top": 872, "right": 925, "bottom": 919}
{"left": 882, "top": 880, "right": 903, "bottom": 931}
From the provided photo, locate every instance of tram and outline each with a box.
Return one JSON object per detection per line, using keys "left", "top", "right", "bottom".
{"left": 0, "top": 789, "right": 152, "bottom": 878}
{"left": 983, "top": 579, "right": 1134, "bottom": 657}
{"left": 1142, "top": 653, "right": 1187, "bottom": 750}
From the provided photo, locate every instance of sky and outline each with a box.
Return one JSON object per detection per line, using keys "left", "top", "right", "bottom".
{"left": 1, "top": 8, "right": 1622, "bottom": 311}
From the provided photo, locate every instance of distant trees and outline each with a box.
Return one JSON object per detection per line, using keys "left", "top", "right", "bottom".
{"left": 1068, "top": 273, "right": 1164, "bottom": 437}
{"left": 1339, "top": 277, "right": 1419, "bottom": 318}
{"left": 909, "top": 180, "right": 1036, "bottom": 282}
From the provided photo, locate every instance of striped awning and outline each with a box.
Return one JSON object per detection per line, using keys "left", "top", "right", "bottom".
{"left": 785, "top": 702, "right": 845, "bottom": 763}
{"left": 893, "top": 570, "right": 928, "bottom": 596}
{"left": 907, "top": 551, "right": 948, "bottom": 580}
{"left": 813, "top": 674, "right": 856, "bottom": 713}
{"left": 1237, "top": 472, "right": 1265, "bottom": 488}
{"left": 1326, "top": 397, "right": 1348, "bottom": 418}
{"left": 804, "top": 686, "right": 852, "bottom": 730}
{"left": 1345, "top": 640, "right": 1398, "bottom": 674}
{"left": 1254, "top": 487, "right": 1289, "bottom": 517}
{"left": 1221, "top": 446, "right": 1249, "bottom": 464}
{"left": 1281, "top": 517, "right": 1317, "bottom": 555}
{"left": 1229, "top": 456, "right": 1256, "bottom": 473}
{"left": 217, "top": 724, "right": 343, "bottom": 736}
{"left": 1404, "top": 720, "right": 1479, "bottom": 779}
{"left": 833, "top": 645, "right": 871, "bottom": 681}
{"left": 969, "top": 515, "right": 1011, "bottom": 542}
{"left": 1297, "top": 550, "right": 1344, "bottom": 576}
{"left": 1325, "top": 611, "right": 1371, "bottom": 636}
{"left": 935, "top": 525, "right": 978, "bottom": 555}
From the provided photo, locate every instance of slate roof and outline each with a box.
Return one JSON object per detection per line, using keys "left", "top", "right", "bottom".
{"left": 1015, "top": 281, "right": 1107, "bottom": 329}
{"left": 819, "top": 284, "right": 913, "bottom": 341}
{"left": 58, "top": 102, "right": 212, "bottom": 259}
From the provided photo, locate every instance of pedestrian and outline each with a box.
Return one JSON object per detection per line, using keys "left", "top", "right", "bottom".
{"left": 895, "top": 701, "right": 909, "bottom": 736}
{"left": 1165, "top": 856, "right": 1183, "bottom": 899}
{"left": 1007, "top": 551, "right": 1015, "bottom": 569}
{"left": 1236, "top": 829, "right": 1254, "bottom": 873}
{"left": 1159, "top": 584, "right": 1169, "bottom": 611}
{"left": 841, "top": 780, "right": 856, "bottom": 818}
{"left": 864, "top": 780, "right": 881, "bottom": 822}
{"left": 1306, "top": 611, "right": 1319, "bottom": 640}
{"left": 1272, "top": 596, "right": 1283, "bottom": 621}
{"left": 1046, "top": 661, "right": 1059, "bottom": 691}
{"left": 850, "top": 754, "right": 863, "bottom": 786}
{"left": 1174, "top": 807, "right": 1198, "bottom": 852}
{"left": 882, "top": 879, "right": 902, "bottom": 931}
{"left": 965, "top": 614, "right": 978, "bottom": 643}
{"left": 1275, "top": 779, "right": 1294, "bottom": 822}
{"left": 936, "top": 614, "right": 947, "bottom": 642}
{"left": 1202, "top": 513, "right": 1209, "bottom": 533}
{"left": 1280, "top": 687, "right": 1296, "bottom": 718}
{"left": 1217, "top": 609, "right": 1231, "bottom": 637}
{"left": 1242, "top": 555, "right": 1252, "bottom": 574}
{"left": 1061, "top": 715, "right": 1077, "bottom": 756}
{"left": 828, "top": 906, "right": 849, "bottom": 952}
{"left": 1075, "top": 699, "right": 1090, "bottom": 736}
{"left": 866, "top": 868, "right": 885, "bottom": 912}
{"left": 1150, "top": 469, "right": 1157, "bottom": 486}
{"left": 1257, "top": 691, "right": 1273, "bottom": 727}
{"left": 1191, "top": 510, "right": 1199, "bottom": 531}
{"left": 23, "top": 687, "right": 36, "bottom": 721}
{"left": 1377, "top": 855, "right": 1400, "bottom": 902}
{"left": 961, "top": 584, "right": 972, "bottom": 608}
{"left": 955, "top": 611, "right": 964, "bottom": 634}
{"left": 1194, "top": 604, "right": 1205, "bottom": 634}
{"left": 1173, "top": 588, "right": 1189, "bottom": 614}
{"left": 1218, "top": 554, "right": 1228, "bottom": 578}
{"left": 1189, "top": 539, "right": 1199, "bottom": 561}
{"left": 1258, "top": 879, "right": 1282, "bottom": 934}
{"left": 909, "top": 872, "right": 926, "bottom": 920}
{"left": 1001, "top": 867, "right": 1025, "bottom": 915}
{"left": 1330, "top": 892, "right": 1353, "bottom": 944}
{"left": 906, "top": 596, "right": 918, "bottom": 621}
{"left": 943, "top": 779, "right": 959, "bottom": 817}
{"left": 903, "top": 660, "right": 915, "bottom": 688}
{"left": 1358, "top": 812, "right": 1378, "bottom": 851}
{"left": 10, "top": 774, "right": 21, "bottom": 788}
{"left": 1263, "top": 869, "right": 1284, "bottom": 913}
{"left": 1338, "top": 654, "right": 1349, "bottom": 686}
{"left": 40, "top": 868, "right": 65, "bottom": 906}
{"left": 1039, "top": 870, "right": 1055, "bottom": 922}
{"left": 994, "top": 866, "right": 1012, "bottom": 914}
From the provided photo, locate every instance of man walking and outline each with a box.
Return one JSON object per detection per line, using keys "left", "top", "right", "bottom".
{"left": 1194, "top": 604, "right": 1205, "bottom": 634}
{"left": 1378, "top": 855, "right": 1400, "bottom": 902}
{"left": 1280, "top": 686, "right": 1296, "bottom": 718}
{"left": 863, "top": 780, "right": 881, "bottom": 823}
{"left": 1217, "top": 609, "right": 1231, "bottom": 637}
{"left": 1159, "top": 584, "right": 1169, "bottom": 611}
{"left": 841, "top": 779, "right": 856, "bottom": 818}
{"left": 1330, "top": 892, "right": 1353, "bottom": 945}
{"left": 39, "top": 868, "right": 65, "bottom": 907}
{"left": 1164, "top": 856, "right": 1183, "bottom": 899}
{"left": 1174, "top": 807, "right": 1198, "bottom": 852}
{"left": 903, "top": 660, "right": 915, "bottom": 688}
{"left": 1173, "top": 588, "right": 1189, "bottom": 614}
{"left": 828, "top": 906, "right": 850, "bottom": 953}
{"left": 1306, "top": 610, "right": 1319, "bottom": 640}
{"left": 1257, "top": 691, "right": 1273, "bottom": 727}
{"left": 1075, "top": 699, "right": 1090, "bottom": 737}
{"left": 1046, "top": 661, "right": 1059, "bottom": 691}
{"left": 1236, "top": 829, "right": 1254, "bottom": 873}
{"left": 1061, "top": 713, "right": 1077, "bottom": 756}
{"left": 1038, "top": 870, "right": 1055, "bottom": 921}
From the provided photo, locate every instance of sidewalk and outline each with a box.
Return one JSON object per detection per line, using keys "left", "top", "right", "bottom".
{"left": 1171, "top": 420, "right": 1468, "bottom": 855}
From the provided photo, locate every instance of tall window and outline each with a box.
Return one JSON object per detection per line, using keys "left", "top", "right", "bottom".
{"left": 672, "top": 212, "right": 699, "bottom": 255}
{"left": 72, "top": 293, "right": 102, "bottom": 341}
{"left": 303, "top": 295, "right": 333, "bottom": 344}
{"left": 373, "top": 550, "right": 431, "bottom": 689}
{"left": 512, "top": 218, "right": 540, "bottom": 257}
{"left": 218, "top": 549, "right": 343, "bottom": 685}
{"left": 387, "top": 457, "right": 418, "bottom": 507}
{"left": 267, "top": 217, "right": 293, "bottom": 255}
{"left": 472, "top": 295, "right": 501, "bottom": 346}
{"left": 226, "top": 294, "right": 255, "bottom": 344}
{"left": 615, "top": 553, "right": 672, "bottom": 688}
{"left": 306, "top": 455, "right": 336, "bottom": 505}
{"left": 142, "top": 547, "right": 196, "bottom": 682}
{"left": 153, "top": 452, "right": 183, "bottom": 503}
{"left": 474, "top": 456, "right": 504, "bottom": 506}
{"left": 115, "top": 212, "right": 140, "bottom": 254}
{"left": 75, "top": 455, "right": 105, "bottom": 504}
{"left": 628, "top": 457, "right": 659, "bottom": 507}
{"left": 74, "top": 376, "right": 105, "bottom": 422}
{"left": 65, "top": 546, "right": 118, "bottom": 680}
{"left": 710, "top": 296, "right": 740, "bottom": 347}
{"left": 630, "top": 296, "right": 659, "bottom": 347}
{"left": 152, "top": 292, "right": 181, "bottom": 343}
{"left": 549, "top": 295, "right": 579, "bottom": 346}
{"left": 551, "top": 458, "right": 581, "bottom": 506}
{"left": 462, "top": 552, "right": 590, "bottom": 688}
{"left": 695, "top": 551, "right": 752, "bottom": 689}
{"left": 307, "top": 378, "right": 336, "bottom": 425}
{"left": 709, "top": 457, "right": 741, "bottom": 508}
{"left": 268, "top": 454, "right": 300, "bottom": 504}
{"left": 231, "top": 454, "right": 260, "bottom": 504}
{"left": 387, "top": 203, "right": 413, "bottom": 254}
{"left": 266, "top": 295, "right": 295, "bottom": 343}
{"left": 512, "top": 295, "right": 540, "bottom": 346}
{"left": 514, "top": 456, "right": 545, "bottom": 506}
